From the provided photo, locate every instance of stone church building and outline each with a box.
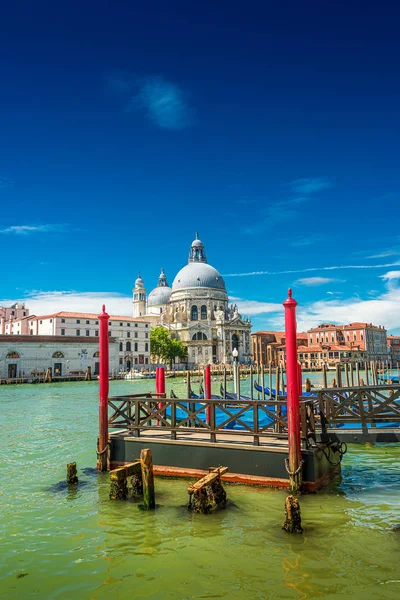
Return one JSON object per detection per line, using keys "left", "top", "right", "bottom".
{"left": 133, "top": 235, "right": 252, "bottom": 367}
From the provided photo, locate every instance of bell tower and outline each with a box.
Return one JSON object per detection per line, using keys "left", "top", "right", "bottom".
{"left": 133, "top": 273, "right": 146, "bottom": 317}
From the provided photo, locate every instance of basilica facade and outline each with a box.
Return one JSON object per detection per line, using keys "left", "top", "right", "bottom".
{"left": 133, "top": 235, "right": 252, "bottom": 366}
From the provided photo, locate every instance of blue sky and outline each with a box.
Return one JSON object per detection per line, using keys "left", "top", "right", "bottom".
{"left": 1, "top": 0, "right": 400, "bottom": 332}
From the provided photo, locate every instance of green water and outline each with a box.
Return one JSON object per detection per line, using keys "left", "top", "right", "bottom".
{"left": 1, "top": 378, "right": 399, "bottom": 599}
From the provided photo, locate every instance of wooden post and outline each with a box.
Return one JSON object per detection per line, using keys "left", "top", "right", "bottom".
{"left": 140, "top": 448, "right": 155, "bottom": 509}
{"left": 276, "top": 366, "right": 280, "bottom": 400}
{"left": 350, "top": 362, "right": 354, "bottom": 387}
{"left": 345, "top": 363, "right": 350, "bottom": 387}
{"left": 85, "top": 366, "right": 92, "bottom": 381}
{"left": 356, "top": 361, "right": 360, "bottom": 386}
{"left": 250, "top": 364, "right": 254, "bottom": 400}
{"left": 283, "top": 289, "right": 302, "bottom": 494}
{"left": 322, "top": 363, "right": 327, "bottom": 388}
{"left": 365, "top": 361, "right": 369, "bottom": 385}
{"left": 67, "top": 462, "right": 78, "bottom": 485}
{"left": 282, "top": 495, "right": 303, "bottom": 534}
{"left": 269, "top": 361, "right": 273, "bottom": 399}
{"left": 223, "top": 366, "right": 227, "bottom": 399}
{"left": 97, "top": 305, "right": 109, "bottom": 472}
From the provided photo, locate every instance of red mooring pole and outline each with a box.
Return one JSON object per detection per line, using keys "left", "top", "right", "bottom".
{"left": 205, "top": 365, "right": 211, "bottom": 424}
{"left": 157, "top": 367, "right": 165, "bottom": 425}
{"left": 283, "top": 289, "right": 302, "bottom": 492}
{"left": 97, "top": 304, "right": 110, "bottom": 471}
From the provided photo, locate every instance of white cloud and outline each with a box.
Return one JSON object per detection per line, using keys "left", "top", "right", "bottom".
{"left": 0, "top": 224, "right": 70, "bottom": 235}
{"left": 107, "top": 72, "right": 194, "bottom": 130}
{"left": 380, "top": 270, "right": 400, "bottom": 282}
{"left": 230, "top": 297, "right": 282, "bottom": 316}
{"left": 224, "top": 261, "right": 400, "bottom": 277}
{"left": 368, "top": 250, "right": 400, "bottom": 259}
{"left": 290, "top": 177, "right": 333, "bottom": 194}
{"left": 0, "top": 291, "right": 133, "bottom": 317}
{"left": 295, "top": 277, "right": 336, "bottom": 286}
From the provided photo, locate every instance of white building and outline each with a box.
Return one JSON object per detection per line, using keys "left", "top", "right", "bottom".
{"left": 0, "top": 335, "right": 120, "bottom": 379}
{"left": 11, "top": 311, "right": 151, "bottom": 372}
{"left": 133, "top": 234, "right": 252, "bottom": 367}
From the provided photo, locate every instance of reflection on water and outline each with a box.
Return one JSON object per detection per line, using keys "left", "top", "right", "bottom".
{"left": 0, "top": 379, "right": 399, "bottom": 599}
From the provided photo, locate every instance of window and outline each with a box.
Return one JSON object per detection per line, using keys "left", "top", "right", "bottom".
{"left": 145, "top": 358, "right": 148, "bottom": 365}
{"left": 52, "top": 351, "right": 64, "bottom": 358}
{"left": 86, "top": 320, "right": 90, "bottom": 325}
{"left": 93, "top": 351, "right": 100, "bottom": 357}
{"left": 109, "top": 322, "right": 111, "bottom": 326}
{"left": 108, "top": 331, "right": 111, "bottom": 337}
{"left": 23, "top": 312, "right": 26, "bottom": 316}
{"left": 134, "top": 343, "right": 138, "bottom": 352}
{"left": 145, "top": 343, "right": 148, "bottom": 352}
{"left": 119, "top": 342, "right": 123, "bottom": 351}
{"left": 119, "top": 358, "right": 123, "bottom": 365}
{"left": 127, "top": 323, "right": 130, "bottom": 327}
{"left": 126, "top": 341, "right": 131, "bottom": 351}
{"left": 40, "top": 320, "right": 43, "bottom": 324}
{"left": 61, "top": 318, "right": 65, "bottom": 323}
{"left": 6, "top": 351, "right": 19, "bottom": 359}
{"left": 135, "top": 357, "right": 138, "bottom": 364}
{"left": 50, "top": 319, "right": 53, "bottom": 323}
{"left": 127, "top": 332, "right": 130, "bottom": 338}
{"left": 76, "top": 319, "right": 80, "bottom": 324}
{"left": 191, "top": 306, "right": 198, "bottom": 320}
{"left": 76, "top": 330, "right": 80, "bottom": 336}
{"left": 145, "top": 324, "right": 148, "bottom": 328}
{"left": 145, "top": 333, "right": 148, "bottom": 338}
{"left": 135, "top": 323, "right": 138, "bottom": 328}
{"left": 95, "top": 330, "right": 98, "bottom": 336}
{"left": 86, "top": 330, "right": 90, "bottom": 336}
{"left": 135, "top": 332, "right": 138, "bottom": 338}
{"left": 61, "top": 328, "right": 65, "bottom": 336}
{"left": 232, "top": 333, "right": 239, "bottom": 350}
{"left": 95, "top": 320, "right": 98, "bottom": 325}
{"left": 120, "top": 322, "right": 123, "bottom": 326}
{"left": 191, "top": 332, "right": 207, "bottom": 341}
{"left": 201, "top": 305, "right": 207, "bottom": 320}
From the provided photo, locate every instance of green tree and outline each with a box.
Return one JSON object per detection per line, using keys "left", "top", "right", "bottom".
{"left": 150, "top": 327, "right": 188, "bottom": 368}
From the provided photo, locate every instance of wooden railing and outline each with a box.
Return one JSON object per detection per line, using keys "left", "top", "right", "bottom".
{"left": 108, "top": 395, "right": 316, "bottom": 447}
{"left": 316, "top": 384, "right": 400, "bottom": 433}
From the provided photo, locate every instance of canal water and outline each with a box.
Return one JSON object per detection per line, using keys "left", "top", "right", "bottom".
{"left": 1, "top": 376, "right": 399, "bottom": 599}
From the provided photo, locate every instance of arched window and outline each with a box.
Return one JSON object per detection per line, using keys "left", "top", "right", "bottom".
{"left": 93, "top": 351, "right": 100, "bottom": 357}
{"left": 119, "top": 342, "right": 123, "bottom": 351}
{"left": 134, "top": 342, "right": 138, "bottom": 352}
{"left": 126, "top": 341, "right": 131, "bottom": 351}
{"left": 145, "top": 343, "right": 148, "bottom": 352}
{"left": 6, "top": 351, "right": 20, "bottom": 359}
{"left": 52, "top": 351, "right": 64, "bottom": 358}
{"left": 191, "top": 332, "right": 208, "bottom": 341}
{"left": 191, "top": 305, "right": 198, "bottom": 321}
{"left": 201, "top": 305, "right": 207, "bottom": 320}
{"left": 232, "top": 334, "right": 239, "bottom": 351}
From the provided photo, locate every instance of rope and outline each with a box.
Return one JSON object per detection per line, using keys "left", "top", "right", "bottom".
{"left": 319, "top": 441, "right": 347, "bottom": 467}
{"left": 284, "top": 458, "right": 304, "bottom": 477}
{"left": 96, "top": 443, "right": 109, "bottom": 457}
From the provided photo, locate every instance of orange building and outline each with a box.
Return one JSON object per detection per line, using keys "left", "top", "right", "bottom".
{"left": 251, "top": 331, "right": 308, "bottom": 366}
{"left": 388, "top": 335, "right": 400, "bottom": 364}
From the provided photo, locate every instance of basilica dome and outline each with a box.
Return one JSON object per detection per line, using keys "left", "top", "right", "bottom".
{"left": 171, "top": 235, "right": 227, "bottom": 292}
{"left": 148, "top": 268, "right": 172, "bottom": 307}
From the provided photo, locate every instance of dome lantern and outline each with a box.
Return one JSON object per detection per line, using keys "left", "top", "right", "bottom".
{"left": 188, "top": 233, "right": 207, "bottom": 264}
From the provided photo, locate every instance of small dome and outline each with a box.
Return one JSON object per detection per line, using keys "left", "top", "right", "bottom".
{"left": 148, "top": 286, "right": 172, "bottom": 306}
{"left": 191, "top": 238, "right": 203, "bottom": 247}
{"left": 134, "top": 273, "right": 144, "bottom": 289}
{"left": 172, "top": 262, "right": 226, "bottom": 291}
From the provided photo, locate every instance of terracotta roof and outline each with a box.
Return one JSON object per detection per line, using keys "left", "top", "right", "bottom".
{"left": 30, "top": 311, "right": 150, "bottom": 323}
{"left": 343, "top": 322, "right": 385, "bottom": 330}
{"left": 297, "top": 343, "right": 362, "bottom": 353}
{"left": 252, "top": 331, "right": 307, "bottom": 339}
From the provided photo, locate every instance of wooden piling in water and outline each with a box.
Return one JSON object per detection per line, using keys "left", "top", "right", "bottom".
{"left": 322, "top": 363, "right": 327, "bottom": 388}
{"left": 282, "top": 495, "right": 303, "bottom": 534}
{"left": 140, "top": 448, "right": 155, "bottom": 510}
{"left": 345, "top": 363, "right": 350, "bottom": 387}
{"left": 188, "top": 466, "right": 228, "bottom": 513}
{"left": 66, "top": 462, "right": 78, "bottom": 485}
